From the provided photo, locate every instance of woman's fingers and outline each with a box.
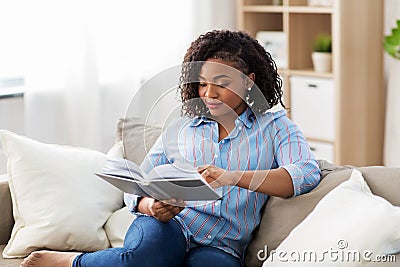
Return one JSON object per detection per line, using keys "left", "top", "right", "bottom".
{"left": 199, "top": 166, "right": 223, "bottom": 187}
{"left": 202, "top": 174, "right": 219, "bottom": 187}
{"left": 153, "top": 206, "right": 183, "bottom": 222}
{"left": 150, "top": 199, "right": 185, "bottom": 222}
{"left": 162, "top": 199, "right": 186, "bottom": 207}
{"left": 196, "top": 165, "right": 211, "bottom": 174}
{"left": 199, "top": 166, "right": 223, "bottom": 179}
{"left": 199, "top": 166, "right": 236, "bottom": 188}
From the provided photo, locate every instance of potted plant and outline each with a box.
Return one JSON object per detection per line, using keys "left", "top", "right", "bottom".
{"left": 383, "top": 19, "right": 400, "bottom": 60}
{"left": 311, "top": 33, "right": 332, "bottom": 73}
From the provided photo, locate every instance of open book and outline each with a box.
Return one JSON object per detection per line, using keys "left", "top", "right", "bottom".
{"left": 95, "top": 158, "right": 221, "bottom": 201}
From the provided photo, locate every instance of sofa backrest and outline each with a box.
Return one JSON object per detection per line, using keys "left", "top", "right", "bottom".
{"left": 116, "top": 117, "right": 162, "bottom": 165}
{"left": 0, "top": 175, "right": 13, "bottom": 245}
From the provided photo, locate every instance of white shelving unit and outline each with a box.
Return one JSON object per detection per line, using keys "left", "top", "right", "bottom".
{"left": 237, "top": 0, "right": 384, "bottom": 166}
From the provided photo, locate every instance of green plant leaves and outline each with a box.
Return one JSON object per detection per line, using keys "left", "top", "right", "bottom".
{"left": 384, "top": 20, "right": 400, "bottom": 60}
{"left": 312, "top": 34, "right": 332, "bottom": 53}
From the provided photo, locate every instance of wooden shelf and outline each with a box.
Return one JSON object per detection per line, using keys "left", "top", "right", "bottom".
{"left": 286, "top": 69, "right": 333, "bottom": 78}
{"left": 287, "top": 6, "right": 333, "bottom": 14}
{"left": 237, "top": 0, "right": 385, "bottom": 166}
{"left": 241, "top": 5, "right": 333, "bottom": 14}
{"left": 242, "top": 5, "right": 284, "bottom": 13}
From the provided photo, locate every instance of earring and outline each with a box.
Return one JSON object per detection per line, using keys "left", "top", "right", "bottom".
{"left": 247, "top": 87, "right": 252, "bottom": 91}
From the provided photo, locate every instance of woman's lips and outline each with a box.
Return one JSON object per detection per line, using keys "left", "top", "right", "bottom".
{"left": 205, "top": 100, "right": 223, "bottom": 109}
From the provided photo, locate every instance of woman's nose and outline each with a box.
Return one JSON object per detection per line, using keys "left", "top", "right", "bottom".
{"left": 204, "top": 83, "right": 218, "bottom": 98}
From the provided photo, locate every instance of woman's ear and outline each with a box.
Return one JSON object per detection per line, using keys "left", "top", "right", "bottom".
{"left": 246, "top": 73, "right": 255, "bottom": 88}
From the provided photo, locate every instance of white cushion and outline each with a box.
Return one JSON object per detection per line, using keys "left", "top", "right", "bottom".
{"left": 263, "top": 169, "right": 400, "bottom": 266}
{"left": 104, "top": 206, "right": 136, "bottom": 248}
{"left": 102, "top": 141, "right": 137, "bottom": 247}
{"left": 106, "top": 141, "right": 124, "bottom": 159}
{"left": 101, "top": 141, "right": 137, "bottom": 248}
{"left": 0, "top": 130, "right": 124, "bottom": 258}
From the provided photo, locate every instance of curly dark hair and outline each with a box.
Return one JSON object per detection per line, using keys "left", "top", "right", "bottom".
{"left": 179, "top": 29, "right": 284, "bottom": 117}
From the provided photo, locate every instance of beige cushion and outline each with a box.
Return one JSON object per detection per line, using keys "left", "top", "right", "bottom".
{"left": 245, "top": 161, "right": 400, "bottom": 267}
{"left": 117, "top": 117, "right": 162, "bottom": 165}
{"left": 358, "top": 166, "right": 400, "bottom": 207}
{"left": 0, "top": 131, "right": 124, "bottom": 258}
{"left": 0, "top": 175, "right": 12, "bottom": 245}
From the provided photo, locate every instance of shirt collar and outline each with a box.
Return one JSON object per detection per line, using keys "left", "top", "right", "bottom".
{"left": 188, "top": 108, "right": 255, "bottom": 128}
{"left": 188, "top": 116, "right": 213, "bottom": 127}
{"left": 237, "top": 107, "right": 255, "bottom": 129}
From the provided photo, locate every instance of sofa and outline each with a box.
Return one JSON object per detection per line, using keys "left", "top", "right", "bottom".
{"left": 0, "top": 118, "right": 399, "bottom": 266}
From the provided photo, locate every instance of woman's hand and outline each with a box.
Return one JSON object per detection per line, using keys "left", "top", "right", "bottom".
{"left": 138, "top": 197, "right": 185, "bottom": 222}
{"left": 197, "top": 165, "right": 240, "bottom": 188}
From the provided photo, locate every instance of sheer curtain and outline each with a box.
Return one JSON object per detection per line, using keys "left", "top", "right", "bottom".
{"left": 1, "top": 0, "right": 236, "bottom": 152}
{"left": 12, "top": 0, "right": 195, "bottom": 152}
{"left": 384, "top": 0, "right": 400, "bottom": 167}
{"left": 24, "top": 0, "right": 197, "bottom": 152}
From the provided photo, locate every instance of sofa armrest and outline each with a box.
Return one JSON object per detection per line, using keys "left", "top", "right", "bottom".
{"left": 0, "top": 174, "right": 13, "bottom": 245}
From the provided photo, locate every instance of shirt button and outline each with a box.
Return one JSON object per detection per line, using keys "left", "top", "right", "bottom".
{"left": 207, "top": 235, "right": 212, "bottom": 239}
{"left": 215, "top": 202, "right": 219, "bottom": 206}
{"left": 214, "top": 154, "right": 219, "bottom": 158}
{"left": 238, "top": 126, "right": 242, "bottom": 130}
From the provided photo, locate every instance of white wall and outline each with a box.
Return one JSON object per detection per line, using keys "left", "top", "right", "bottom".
{"left": 0, "top": 97, "right": 25, "bottom": 174}
{"left": 383, "top": 0, "right": 400, "bottom": 167}
{"left": 191, "top": 0, "right": 236, "bottom": 36}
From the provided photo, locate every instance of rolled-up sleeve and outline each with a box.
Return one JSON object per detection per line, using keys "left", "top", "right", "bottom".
{"left": 124, "top": 193, "right": 141, "bottom": 212}
{"left": 272, "top": 115, "right": 321, "bottom": 197}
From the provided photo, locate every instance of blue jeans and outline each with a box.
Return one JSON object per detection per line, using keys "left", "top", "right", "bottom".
{"left": 72, "top": 215, "right": 241, "bottom": 267}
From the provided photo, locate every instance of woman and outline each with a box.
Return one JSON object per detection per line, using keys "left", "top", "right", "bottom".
{"left": 22, "top": 29, "right": 320, "bottom": 267}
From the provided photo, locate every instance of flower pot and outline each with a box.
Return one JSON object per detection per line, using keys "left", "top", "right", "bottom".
{"left": 312, "top": 52, "right": 332, "bottom": 73}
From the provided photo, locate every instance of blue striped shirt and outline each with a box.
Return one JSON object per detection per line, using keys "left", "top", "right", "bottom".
{"left": 125, "top": 108, "right": 320, "bottom": 259}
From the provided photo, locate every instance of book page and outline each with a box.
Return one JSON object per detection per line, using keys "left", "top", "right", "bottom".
{"left": 102, "top": 158, "right": 145, "bottom": 181}
{"left": 146, "top": 163, "right": 202, "bottom": 180}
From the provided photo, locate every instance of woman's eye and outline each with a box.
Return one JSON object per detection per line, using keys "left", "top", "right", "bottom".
{"left": 198, "top": 82, "right": 207, "bottom": 87}
{"left": 198, "top": 82, "right": 229, "bottom": 88}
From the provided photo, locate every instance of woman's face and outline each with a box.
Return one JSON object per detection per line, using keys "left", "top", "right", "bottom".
{"left": 198, "top": 58, "right": 254, "bottom": 118}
